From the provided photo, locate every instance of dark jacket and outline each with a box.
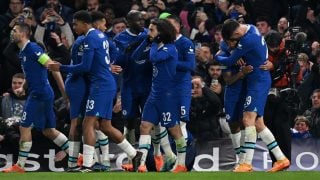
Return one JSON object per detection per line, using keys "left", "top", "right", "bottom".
{"left": 188, "top": 86, "right": 221, "bottom": 141}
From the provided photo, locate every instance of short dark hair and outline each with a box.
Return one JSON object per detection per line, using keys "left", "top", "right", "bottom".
{"left": 126, "top": 10, "right": 141, "bottom": 23}
{"left": 90, "top": 10, "right": 106, "bottom": 23}
{"left": 16, "top": 22, "right": 31, "bottom": 38}
{"left": 265, "top": 30, "right": 282, "bottom": 48}
{"left": 166, "top": 14, "right": 181, "bottom": 26}
{"left": 73, "top": 10, "right": 92, "bottom": 24}
{"left": 150, "top": 18, "right": 176, "bottom": 44}
{"left": 256, "top": 16, "right": 271, "bottom": 26}
{"left": 112, "top": 17, "right": 127, "bottom": 26}
{"left": 221, "top": 19, "right": 240, "bottom": 41}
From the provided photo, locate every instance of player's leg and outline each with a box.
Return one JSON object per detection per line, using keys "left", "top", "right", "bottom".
{"left": 65, "top": 77, "right": 86, "bottom": 170}
{"left": 164, "top": 98, "right": 187, "bottom": 173}
{"left": 255, "top": 117, "right": 290, "bottom": 172}
{"left": 121, "top": 91, "right": 136, "bottom": 145}
{"left": 1, "top": 125, "right": 32, "bottom": 173}
{"left": 233, "top": 111, "right": 256, "bottom": 172}
{"left": 94, "top": 129, "right": 110, "bottom": 171}
{"left": 98, "top": 90, "right": 140, "bottom": 171}
{"left": 67, "top": 118, "right": 82, "bottom": 170}
{"left": 41, "top": 98, "right": 69, "bottom": 162}
{"left": 167, "top": 124, "right": 187, "bottom": 173}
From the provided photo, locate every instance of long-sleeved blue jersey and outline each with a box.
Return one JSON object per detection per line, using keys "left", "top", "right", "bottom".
{"left": 65, "top": 35, "right": 88, "bottom": 119}
{"left": 148, "top": 43, "right": 178, "bottom": 99}
{"left": 174, "top": 34, "right": 195, "bottom": 86}
{"left": 114, "top": 28, "right": 152, "bottom": 93}
{"left": 60, "top": 28, "right": 116, "bottom": 91}
{"left": 215, "top": 25, "right": 270, "bottom": 90}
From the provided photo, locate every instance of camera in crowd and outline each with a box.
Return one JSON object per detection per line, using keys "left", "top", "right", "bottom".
{"left": 284, "top": 26, "right": 311, "bottom": 63}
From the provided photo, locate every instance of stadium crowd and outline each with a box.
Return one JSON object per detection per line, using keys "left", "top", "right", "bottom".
{"left": 0, "top": 0, "right": 320, "bottom": 173}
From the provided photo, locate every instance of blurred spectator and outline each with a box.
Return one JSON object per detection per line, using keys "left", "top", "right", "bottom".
{"left": 0, "top": 73, "right": 27, "bottom": 156}
{"left": 293, "top": 0, "right": 320, "bottom": 42}
{"left": 1, "top": 73, "right": 26, "bottom": 120}
{"left": 226, "top": 0, "right": 252, "bottom": 24}
{"left": 166, "top": 0, "right": 185, "bottom": 16}
{"left": 207, "top": 61, "right": 224, "bottom": 104}
{"left": 212, "top": 0, "right": 229, "bottom": 24}
{"left": 35, "top": 0, "right": 74, "bottom": 25}
{"left": 296, "top": 52, "right": 313, "bottom": 84}
{"left": 211, "top": 24, "right": 222, "bottom": 54}
{"left": 194, "top": 43, "right": 212, "bottom": 79}
{"left": 256, "top": 16, "right": 272, "bottom": 37}
{"left": 100, "top": 3, "right": 116, "bottom": 27}
{"left": 130, "top": 1, "right": 143, "bottom": 11}
{"left": 277, "top": 16, "right": 289, "bottom": 35}
{"left": 106, "top": 17, "right": 127, "bottom": 40}
{"left": 86, "top": 0, "right": 100, "bottom": 11}
{"left": 144, "top": 3, "right": 163, "bottom": 27}
{"left": 247, "top": 0, "right": 287, "bottom": 26}
{"left": 291, "top": 115, "right": 312, "bottom": 138}
{"left": 188, "top": 76, "right": 221, "bottom": 141}
{"left": 189, "top": 10, "right": 208, "bottom": 40}
{"left": 303, "top": 89, "right": 320, "bottom": 138}
{"left": 309, "top": 41, "right": 320, "bottom": 63}
{"left": 1, "top": 7, "right": 36, "bottom": 94}
{"left": 0, "top": 0, "right": 24, "bottom": 94}
{"left": 34, "top": 9, "right": 74, "bottom": 49}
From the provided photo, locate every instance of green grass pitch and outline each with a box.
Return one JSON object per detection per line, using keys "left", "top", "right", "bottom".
{"left": 1, "top": 172, "right": 320, "bottom": 180}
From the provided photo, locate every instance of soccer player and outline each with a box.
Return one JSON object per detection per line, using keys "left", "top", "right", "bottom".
{"left": 158, "top": 13, "right": 195, "bottom": 171}
{"left": 113, "top": 10, "right": 152, "bottom": 171}
{"left": 220, "top": 40, "right": 290, "bottom": 172}
{"left": 63, "top": 34, "right": 90, "bottom": 171}
{"left": 219, "top": 40, "right": 251, "bottom": 169}
{"left": 2, "top": 22, "right": 69, "bottom": 173}
{"left": 90, "top": 10, "right": 121, "bottom": 171}
{"left": 216, "top": 19, "right": 290, "bottom": 172}
{"left": 137, "top": 18, "right": 187, "bottom": 173}
{"left": 48, "top": 10, "right": 142, "bottom": 172}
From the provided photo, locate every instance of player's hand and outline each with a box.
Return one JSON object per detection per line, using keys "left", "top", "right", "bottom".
{"left": 236, "top": 58, "right": 246, "bottom": 66}
{"left": 47, "top": 61, "right": 61, "bottom": 71}
{"left": 111, "top": 64, "right": 123, "bottom": 74}
{"left": 112, "top": 99, "right": 122, "bottom": 113}
{"left": 259, "top": 60, "right": 273, "bottom": 71}
{"left": 241, "top": 65, "right": 253, "bottom": 75}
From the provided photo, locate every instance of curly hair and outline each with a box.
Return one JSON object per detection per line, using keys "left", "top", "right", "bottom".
{"left": 150, "top": 18, "right": 176, "bottom": 44}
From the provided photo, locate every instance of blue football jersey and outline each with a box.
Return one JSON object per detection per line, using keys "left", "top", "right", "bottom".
{"left": 114, "top": 28, "right": 152, "bottom": 93}
{"left": 174, "top": 35, "right": 195, "bottom": 83}
{"left": 215, "top": 25, "right": 270, "bottom": 89}
{"left": 148, "top": 43, "right": 177, "bottom": 98}
{"left": 19, "top": 41, "right": 53, "bottom": 99}
{"left": 60, "top": 28, "right": 116, "bottom": 91}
